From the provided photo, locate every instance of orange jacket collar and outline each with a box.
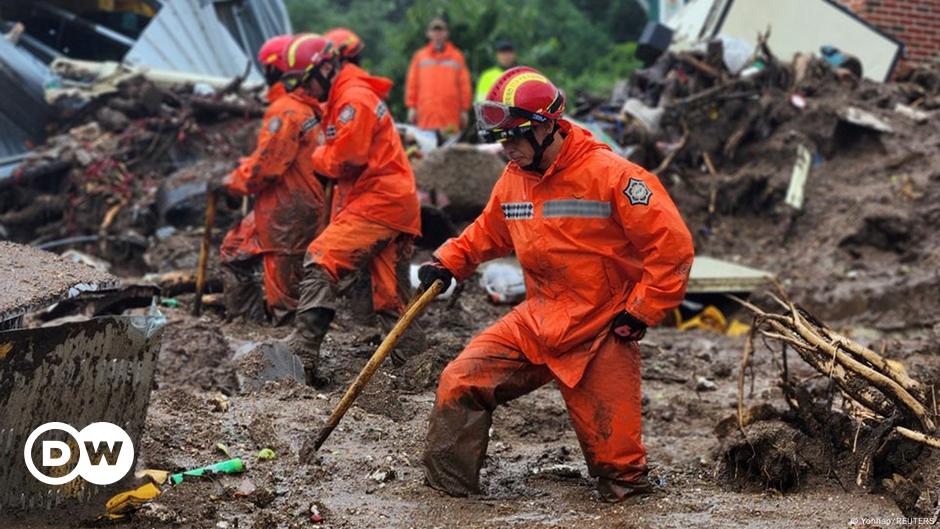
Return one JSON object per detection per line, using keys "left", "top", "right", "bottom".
{"left": 289, "top": 88, "right": 322, "bottom": 113}
{"left": 328, "top": 64, "right": 393, "bottom": 108}
{"left": 266, "top": 82, "right": 287, "bottom": 103}
{"left": 510, "top": 119, "right": 611, "bottom": 179}
{"left": 425, "top": 41, "right": 455, "bottom": 56}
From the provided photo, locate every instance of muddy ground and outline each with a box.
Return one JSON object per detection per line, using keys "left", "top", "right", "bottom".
{"left": 5, "top": 276, "right": 938, "bottom": 528}
{"left": 4, "top": 61, "right": 940, "bottom": 529}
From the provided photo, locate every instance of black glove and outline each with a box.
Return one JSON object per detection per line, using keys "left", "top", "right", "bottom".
{"left": 417, "top": 260, "right": 453, "bottom": 293}
{"left": 611, "top": 311, "right": 647, "bottom": 342}
{"left": 207, "top": 174, "right": 229, "bottom": 197}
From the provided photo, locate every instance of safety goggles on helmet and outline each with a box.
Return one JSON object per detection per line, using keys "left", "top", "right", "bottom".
{"left": 474, "top": 101, "right": 550, "bottom": 131}
{"left": 477, "top": 123, "right": 534, "bottom": 143}
{"left": 280, "top": 72, "right": 305, "bottom": 92}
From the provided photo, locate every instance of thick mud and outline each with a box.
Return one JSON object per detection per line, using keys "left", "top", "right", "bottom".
{"left": 7, "top": 280, "right": 937, "bottom": 528}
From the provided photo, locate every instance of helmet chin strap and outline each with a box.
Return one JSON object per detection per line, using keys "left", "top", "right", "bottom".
{"left": 263, "top": 66, "right": 281, "bottom": 87}
{"left": 311, "top": 60, "right": 339, "bottom": 102}
{"left": 522, "top": 122, "right": 559, "bottom": 173}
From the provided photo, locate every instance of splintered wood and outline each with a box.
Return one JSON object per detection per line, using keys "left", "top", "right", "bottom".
{"left": 735, "top": 287, "right": 940, "bottom": 450}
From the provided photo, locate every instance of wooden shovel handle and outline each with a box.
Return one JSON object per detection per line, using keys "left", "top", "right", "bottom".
{"left": 312, "top": 279, "right": 444, "bottom": 451}
{"left": 192, "top": 192, "right": 217, "bottom": 316}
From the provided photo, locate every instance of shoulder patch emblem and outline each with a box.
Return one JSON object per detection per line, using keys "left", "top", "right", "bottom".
{"left": 375, "top": 101, "right": 387, "bottom": 119}
{"left": 623, "top": 178, "right": 652, "bottom": 206}
{"left": 267, "top": 117, "right": 282, "bottom": 133}
{"left": 338, "top": 104, "right": 356, "bottom": 124}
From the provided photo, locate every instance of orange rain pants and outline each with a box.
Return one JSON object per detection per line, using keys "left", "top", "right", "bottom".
{"left": 222, "top": 87, "right": 325, "bottom": 321}
{"left": 423, "top": 311, "right": 645, "bottom": 497}
{"left": 300, "top": 63, "right": 421, "bottom": 316}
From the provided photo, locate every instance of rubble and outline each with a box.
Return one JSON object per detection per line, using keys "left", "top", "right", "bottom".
{"left": 412, "top": 143, "right": 506, "bottom": 222}
{"left": 0, "top": 72, "right": 261, "bottom": 275}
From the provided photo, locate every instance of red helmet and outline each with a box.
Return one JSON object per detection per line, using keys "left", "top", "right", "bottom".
{"left": 281, "top": 33, "right": 334, "bottom": 91}
{"left": 325, "top": 27, "right": 364, "bottom": 61}
{"left": 257, "top": 35, "right": 292, "bottom": 72}
{"left": 475, "top": 67, "right": 565, "bottom": 142}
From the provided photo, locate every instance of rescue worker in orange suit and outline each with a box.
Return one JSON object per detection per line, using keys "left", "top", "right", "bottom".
{"left": 217, "top": 34, "right": 326, "bottom": 325}
{"left": 324, "top": 27, "right": 365, "bottom": 65}
{"left": 417, "top": 67, "right": 695, "bottom": 501}
{"left": 404, "top": 14, "right": 471, "bottom": 133}
{"left": 280, "top": 36, "right": 423, "bottom": 386}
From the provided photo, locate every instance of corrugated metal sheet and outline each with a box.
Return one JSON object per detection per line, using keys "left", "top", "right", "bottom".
{"left": 214, "top": 0, "right": 292, "bottom": 68}
{"left": 0, "top": 37, "right": 52, "bottom": 160}
{"left": 124, "top": 0, "right": 262, "bottom": 81}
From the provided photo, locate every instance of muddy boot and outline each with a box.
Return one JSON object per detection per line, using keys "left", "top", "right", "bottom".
{"left": 377, "top": 310, "right": 428, "bottom": 367}
{"left": 284, "top": 308, "right": 334, "bottom": 387}
{"left": 222, "top": 261, "right": 266, "bottom": 323}
{"left": 597, "top": 474, "right": 654, "bottom": 502}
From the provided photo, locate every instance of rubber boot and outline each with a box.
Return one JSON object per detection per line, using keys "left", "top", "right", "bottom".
{"left": 597, "top": 474, "right": 654, "bottom": 502}
{"left": 376, "top": 310, "right": 428, "bottom": 367}
{"left": 285, "top": 307, "right": 334, "bottom": 387}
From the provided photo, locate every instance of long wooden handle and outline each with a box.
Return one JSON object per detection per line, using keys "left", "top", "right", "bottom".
{"left": 192, "top": 193, "right": 217, "bottom": 316}
{"left": 313, "top": 279, "right": 444, "bottom": 451}
{"left": 318, "top": 180, "right": 334, "bottom": 236}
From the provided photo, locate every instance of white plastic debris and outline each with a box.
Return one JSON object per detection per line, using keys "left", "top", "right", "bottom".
{"left": 480, "top": 260, "right": 526, "bottom": 305}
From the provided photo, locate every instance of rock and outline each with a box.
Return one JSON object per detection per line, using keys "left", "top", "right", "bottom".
{"left": 232, "top": 342, "right": 305, "bottom": 392}
{"left": 208, "top": 392, "right": 229, "bottom": 412}
{"left": 369, "top": 468, "right": 397, "bottom": 483}
{"left": 695, "top": 375, "right": 718, "bottom": 391}
{"left": 412, "top": 144, "right": 506, "bottom": 221}
{"left": 234, "top": 477, "right": 256, "bottom": 497}
{"left": 136, "top": 502, "right": 182, "bottom": 524}
{"left": 530, "top": 463, "right": 583, "bottom": 479}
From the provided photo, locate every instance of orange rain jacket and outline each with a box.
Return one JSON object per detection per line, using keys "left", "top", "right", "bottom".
{"left": 219, "top": 84, "right": 287, "bottom": 264}
{"left": 222, "top": 87, "right": 326, "bottom": 313}
{"left": 405, "top": 42, "right": 472, "bottom": 130}
{"left": 311, "top": 63, "right": 421, "bottom": 236}
{"left": 435, "top": 120, "right": 694, "bottom": 388}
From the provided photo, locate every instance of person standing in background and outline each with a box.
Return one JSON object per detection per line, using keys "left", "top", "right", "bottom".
{"left": 474, "top": 39, "right": 516, "bottom": 102}
{"left": 405, "top": 14, "right": 471, "bottom": 134}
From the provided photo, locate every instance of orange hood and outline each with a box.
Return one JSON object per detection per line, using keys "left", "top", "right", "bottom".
{"left": 328, "top": 63, "right": 393, "bottom": 104}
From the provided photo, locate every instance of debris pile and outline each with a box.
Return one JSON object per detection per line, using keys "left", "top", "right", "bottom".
{"left": 0, "top": 71, "right": 264, "bottom": 274}
{"left": 715, "top": 288, "right": 940, "bottom": 517}
{"left": 584, "top": 35, "right": 940, "bottom": 329}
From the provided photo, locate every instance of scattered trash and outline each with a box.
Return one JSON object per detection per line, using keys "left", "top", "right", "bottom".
{"left": 161, "top": 297, "right": 180, "bottom": 308}
{"left": 99, "top": 482, "right": 162, "bottom": 522}
{"left": 310, "top": 503, "right": 324, "bottom": 524}
{"left": 256, "top": 448, "right": 276, "bottom": 461}
{"left": 839, "top": 107, "right": 894, "bottom": 134}
{"left": 530, "top": 463, "right": 583, "bottom": 479}
{"left": 169, "top": 458, "right": 245, "bottom": 485}
{"left": 784, "top": 144, "right": 813, "bottom": 211}
{"left": 894, "top": 103, "right": 931, "bottom": 124}
{"left": 216, "top": 442, "right": 231, "bottom": 458}
{"left": 674, "top": 304, "right": 750, "bottom": 337}
{"left": 694, "top": 375, "right": 718, "bottom": 392}
{"left": 208, "top": 392, "right": 230, "bottom": 413}
{"left": 369, "top": 468, "right": 397, "bottom": 483}
{"left": 480, "top": 259, "right": 526, "bottom": 305}
{"left": 135, "top": 468, "right": 170, "bottom": 486}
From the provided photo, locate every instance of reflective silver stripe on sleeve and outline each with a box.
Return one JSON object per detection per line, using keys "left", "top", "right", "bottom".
{"left": 543, "top": 200, "right": 611, "bottom": 218}
{"left": 418, "top": 58, "right": 462, "bottom": 70}
{"left": 501, "top": 202, "right": 534, "bottom": 220}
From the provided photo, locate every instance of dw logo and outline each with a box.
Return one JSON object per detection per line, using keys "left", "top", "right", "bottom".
{"left": 23, "top": 422, "right": 134, "bottom": 486}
